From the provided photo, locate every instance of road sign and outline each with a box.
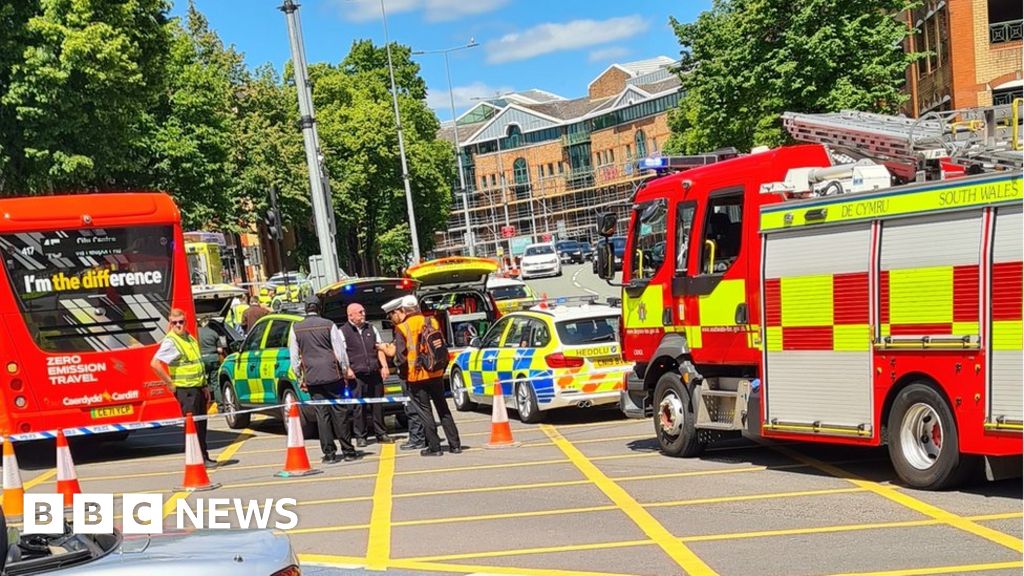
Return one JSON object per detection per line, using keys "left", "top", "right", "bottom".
{"left": 510, "top": 235, "right": 532, "bottom": 256}
{"left": 542, "top": 233, "right": 553, "bottom": 242}
{"left": 501, "top": 225, "right": 516, "bottom": 239}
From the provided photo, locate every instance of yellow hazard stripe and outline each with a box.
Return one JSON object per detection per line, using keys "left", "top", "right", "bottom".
{"left": 889, "top": 266, "right": 953, "bottom": 325}
{"left": 765, "top": 326, "right": 783, "bottom": 352}
{"left": 780, "top": 275, "right": 832, "bottom": 327}
{"left": 698, "top": 279, "right": 744, "bottom": 326}
{"left": 992, "top": 320, "right": 1023, "bottom": 351}
{"left": 833, "top": 324, "right": 871, "bottom": 351}
{"left": 761, "top": 175, "right": 1023, "bottom": 231}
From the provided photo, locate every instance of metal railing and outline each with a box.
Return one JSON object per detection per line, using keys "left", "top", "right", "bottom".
{"left": 990, "top": 19, "right": 1023, "bottom": 44}
{"left": 561, "top": 132, "right": 592, "bottom": 146}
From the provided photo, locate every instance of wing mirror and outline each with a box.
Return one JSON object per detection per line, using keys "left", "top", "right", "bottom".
{"left": 597, "top": 213, "right": 617, "bottom": 237}
{"left": 468, "top": 337, "right": 482, "bottom": 348}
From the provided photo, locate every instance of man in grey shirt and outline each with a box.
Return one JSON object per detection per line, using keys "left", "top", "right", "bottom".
{"left": 287, "top": 298, "right": 358, "bottom": 463}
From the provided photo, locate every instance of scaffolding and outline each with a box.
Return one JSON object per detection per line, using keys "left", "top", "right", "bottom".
{"left": 434, "top": 160, "right": 644, "bottom": 258}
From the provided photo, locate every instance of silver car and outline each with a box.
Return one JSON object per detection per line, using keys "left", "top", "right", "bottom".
{"left": 2, "top": 520, "right": 300, "bottom": 575}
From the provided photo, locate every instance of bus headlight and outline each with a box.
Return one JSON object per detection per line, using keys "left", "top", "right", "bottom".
{"left": 6, "top": 362, "right": 17, "bottom": 374}
{"left": 10, "top": 378, "right": 22, "bottom": 391}
{"left": 14, "top": 396, "right": 26, "bottom": 408}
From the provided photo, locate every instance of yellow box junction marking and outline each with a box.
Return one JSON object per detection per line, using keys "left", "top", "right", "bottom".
{"left": 541, "top": 425, "right": 718, "bottom": 576}
{"left": 366, "top": 443, "right": 396, "bottom": 570}
{"left": 772, "top": 445, "right": 1023, "bottom": 553}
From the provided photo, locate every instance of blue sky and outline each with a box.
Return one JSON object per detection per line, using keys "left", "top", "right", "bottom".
{"left": 170, "top": 0, "right": 711, "bottom": 117}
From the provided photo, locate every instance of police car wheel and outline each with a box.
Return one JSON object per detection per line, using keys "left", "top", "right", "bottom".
{"left": 450, "top": 369, "right": 476, "bottom": 412}
{"left": 653, "top": 372, "right": 705, "bottom": 458}
{"left": 516, "top": 380, "right": 542, "bottom": 424}
{"left": 222, "top": 383, "right": 250, "bottom": 429}
{"left": 887, "top": 383, "right": 976, "bottom": 490}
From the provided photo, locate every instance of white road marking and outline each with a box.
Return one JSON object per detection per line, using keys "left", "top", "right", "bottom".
{"left": 572, "top": 267, "right": 600, "bottom": 296}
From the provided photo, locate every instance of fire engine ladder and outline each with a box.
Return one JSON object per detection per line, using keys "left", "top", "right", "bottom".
{"left": 783, "top": 102, "right": 1024, "bottom": 180}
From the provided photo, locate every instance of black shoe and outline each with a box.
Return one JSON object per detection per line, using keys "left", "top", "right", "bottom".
{"left": 376, "top": 435, "right": 395, "bottom": 444}
{"left": 321, "top": 454, "right": 339, "bottom": 464}
{"left": 355, "top": 438, "right": 367, "bottom": 448}
{"left": 420, "top": 448, "right": 444, "bottom": 457}
{"left": 449, "top": 446, "right": 463, "bottom": 454}
{"left": 400, "top": 442, "right": 425, "bottom": 451}
{"left": 342, "top": 452, "right": 360, "bottom": 462}
{"left": 203, "top": 458, "right": 218, "bottom": 468}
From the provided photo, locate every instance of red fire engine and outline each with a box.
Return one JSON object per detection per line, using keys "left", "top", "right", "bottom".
{"left": 597, "top": 104, "right": 1023, "bottom": 489}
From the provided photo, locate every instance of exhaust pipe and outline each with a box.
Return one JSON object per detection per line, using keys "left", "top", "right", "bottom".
{"left": 576, "top": 400, "right": 593, "bottom": 408}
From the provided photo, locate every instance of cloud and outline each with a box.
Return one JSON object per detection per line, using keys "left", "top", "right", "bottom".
{"left": 336, "top": 0, "right": 508, "bottom": 23}
{"left": 426, "top": 81, "right": 515, "bottom": 113}
{"left": 588, "top": 46, "right": 630, "bottom": 63}
{"left": 486, "top": 16, "right": 648, "bottom": 64}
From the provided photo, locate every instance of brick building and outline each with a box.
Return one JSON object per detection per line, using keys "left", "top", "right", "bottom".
{"left": 434, "top": 56, "right": 681, "bottom": 259}
{"left": 902, "top": 0, "right": 1022, "bottom": 116}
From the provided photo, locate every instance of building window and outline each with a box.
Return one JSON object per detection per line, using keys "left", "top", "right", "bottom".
{"left": 558, "top": 162, "right": 564, "bottom": 174}
{"left": 625, "top": 144, "right": 632, "bottom": 159}
{"left": 506, "top": 125, "right": 523, "bottom": 148}
{"left": 490, "top": 174, "right": 497, "bottom": 187}
{"left": 538, "top": 166, "right": 545, "bottom": 180}
{"left": 609, "top": 149, "right": 615, "bottom": 163}
{"left": 547, "top": 163, "right": 554, "bottom": 176}
{"left": 635, "top": 130, "right": 648, "bottom": 159}
{"left": 989, "top": 0, "right": 1023, "bottom": 43}
{"left": 993, "top": 86, "right": 1024, "bottom": 105}
{"left": 513, "top": 158, "right": 530, "bottom": 186}
{"left": 652, "top": 137, "right": 658, "bottom": 153}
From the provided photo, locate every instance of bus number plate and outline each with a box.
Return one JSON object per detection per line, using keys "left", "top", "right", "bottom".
{"left": 90, "top": 405, "right": 134, "bottom": 419}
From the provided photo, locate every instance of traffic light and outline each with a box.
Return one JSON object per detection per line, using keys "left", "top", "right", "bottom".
{"left": 264, "top": 208, "right": 282, "bottom": 240}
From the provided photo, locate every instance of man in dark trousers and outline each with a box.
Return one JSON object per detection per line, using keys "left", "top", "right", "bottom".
{"left": 381, "top": 298, "right": 425, "bottom": 450}
{"left": 341, "top": 302, "right": 394, "bottom": 447}
{"left": 287, "top": 298, "right": 359, "bottom": 463}
{"left": 151, "top": 308, "right": 216, "bottom": 467}
{"left": 379, "top": 295, "right": 461, "bottom": 457}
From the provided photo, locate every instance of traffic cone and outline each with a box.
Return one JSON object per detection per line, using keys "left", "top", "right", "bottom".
{"left": 539, "top": 293, "right": 549, "bottom": 310}
{"left": 484, "top": 382, "right": 520, "bottom": 449}
{"left": 275, "top": 402, "right": 321, "bottom": 478}
{"left": 55, "top": 430, "right": 81, "bottom": 507}
{"left": 2, "top": 437, "right": 24, "bottom": 518}
{"left": 176, "top": 413, "right": 220, "bottom": 492}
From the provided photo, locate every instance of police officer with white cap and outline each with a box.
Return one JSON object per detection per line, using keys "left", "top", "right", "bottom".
{"left": 379, "top": 295, "right": 461, "bottom": 456}
{"left": 380, "top": 296, "right": 426, "bottom": 450}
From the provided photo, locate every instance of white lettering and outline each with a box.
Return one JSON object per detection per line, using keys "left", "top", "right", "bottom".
{"left": 123, "top": 494, "right": 162, "bottom": 534}
{"left": 25, "top": 495, "right": 63, "bottom": 534}
{"left": 234, "top": 499, "right": 275, "bottom": 529}
{"left": 72, "top": 494, "right": 113, "bottom": 534}
{"left": 274, "top": 498, "right": 298, "bottom": 530}
{"left": 176, "top": 499, "right": 204, "bottom": 529}
{"left": 207, "top": 498, "right": 231, "bottom": 529}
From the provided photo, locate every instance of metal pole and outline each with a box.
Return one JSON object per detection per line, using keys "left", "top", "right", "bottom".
{"left": 279, "top": 0, "right": 341, "bottom": 284}
{"left": 379, "top": 0, "right": 420, "bottom": 263}
{"left": 443, "top": 52, "right": 474, "bottom": 257}
{"left": 495, "top": 135, "right": 514, "bottom": 262}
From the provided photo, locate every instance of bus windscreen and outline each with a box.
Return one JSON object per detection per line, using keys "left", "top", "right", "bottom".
{"left": 0, "top": 226, "right": 174, "bottom": 352}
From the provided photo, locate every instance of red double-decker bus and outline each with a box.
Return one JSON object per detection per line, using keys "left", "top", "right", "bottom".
{"left": 0, "top": 193, "right": 193, "bottom": 437}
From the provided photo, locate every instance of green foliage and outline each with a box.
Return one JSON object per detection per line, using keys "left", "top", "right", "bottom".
{"left": 665, "top": 0, "right": 917, "bottom": 154}
{"left": 0, "top": 3, "right": 453, "bottom": 276}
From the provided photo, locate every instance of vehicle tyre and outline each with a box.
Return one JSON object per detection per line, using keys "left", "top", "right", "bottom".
{"left": 450, "top": 368, "right": 476, "bottom": 412}
{"left": 653, "top": 372, "right": 705, "bottom": 457}
{"left": 222, "top": 382, "right": 250, "bottom": 429}
{"left": 281, "top": 387, "right": 317, "bottom": 438}
{"left": 887, "top": 383, "right": 977, "bottom": 490}
{"left": 516, "top": 378, "right": 542, "bottom": 424}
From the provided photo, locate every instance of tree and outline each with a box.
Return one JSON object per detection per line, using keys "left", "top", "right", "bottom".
{"left": 149, "top": 2, "right": 239, "bottom": 230}
{"left": 665, "top": 0, "right": 916, "bottom": 154}
{"left": 1, "top": 0, "right": 171, "bottom": 194}
{"left": 308, "top": 41, "right": 453, "bottom": 276}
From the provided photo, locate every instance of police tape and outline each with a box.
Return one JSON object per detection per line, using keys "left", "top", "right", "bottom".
{"left": 6, "top": 365, "right": 636, "bottom": 443}
{"left": 6, "top": 396, "right": 411, "bottom": 443}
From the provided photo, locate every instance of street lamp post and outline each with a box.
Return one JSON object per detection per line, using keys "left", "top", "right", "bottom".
{"left": 375, "top": 0, "right": 420, "bottom": 263}
{"left": 412, "top": 41, "right": 479, "bottom": 257}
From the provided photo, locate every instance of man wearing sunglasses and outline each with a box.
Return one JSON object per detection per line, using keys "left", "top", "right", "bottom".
{"left": 151, "top": 308, "right": 216, "bottom": 467}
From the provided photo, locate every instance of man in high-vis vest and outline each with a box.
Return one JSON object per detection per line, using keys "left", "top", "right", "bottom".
{"left": 151, "top": 308, "right": 216, "bottom": 467}
{"left": 380, "top": 295, "right": 461, "bottom": 457}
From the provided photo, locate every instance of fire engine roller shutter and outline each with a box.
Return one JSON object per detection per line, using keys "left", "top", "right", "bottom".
{"left": 989, "top": 205, "right": 1022, "bottom": 426}
{"left": 763, "top": 223, "right": 873, "bottom": 434}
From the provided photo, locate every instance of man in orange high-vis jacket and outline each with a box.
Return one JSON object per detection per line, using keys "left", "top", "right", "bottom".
{"left": 379, "top": 295, "right": 461, "bottom": 457}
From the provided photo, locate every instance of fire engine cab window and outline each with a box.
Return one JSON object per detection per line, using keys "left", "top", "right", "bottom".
{"left": 701, "top": 194, "right": 743, "bottom": 274}
{"left": 630, "top": 198, "right": 668, "bottom": 280}
{"left": 675, "top": 202, "right": 696, "bottom": 274}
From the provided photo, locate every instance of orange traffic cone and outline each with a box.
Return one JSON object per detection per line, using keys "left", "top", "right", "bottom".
{"left": 176, "top": 413, "right": 220, "bottom": 492}
{"left": 539, "top": 293, "right": 549, "bottom": 310}
{"left": 55, "top": 430, "right": 81, "bottom": 507}
{"left": 484, "top": 382, "right": 520, "bottom": 449}
{"left": 275, "top": 402, "right": 321, "bottom": 478}
{"left": 2, "top": 437, "right": 24, "bottom": 518}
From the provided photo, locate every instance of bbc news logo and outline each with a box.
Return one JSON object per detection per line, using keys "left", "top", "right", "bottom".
{"left": 24, "top": 494, "right": 298, "bottom": 534}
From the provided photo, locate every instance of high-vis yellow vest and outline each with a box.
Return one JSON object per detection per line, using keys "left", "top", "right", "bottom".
{"left": 167, "top": 331, "right": 205, "bottom": 388}
{"left": 230, "top": 303, "right": 249, "bottom": 327}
